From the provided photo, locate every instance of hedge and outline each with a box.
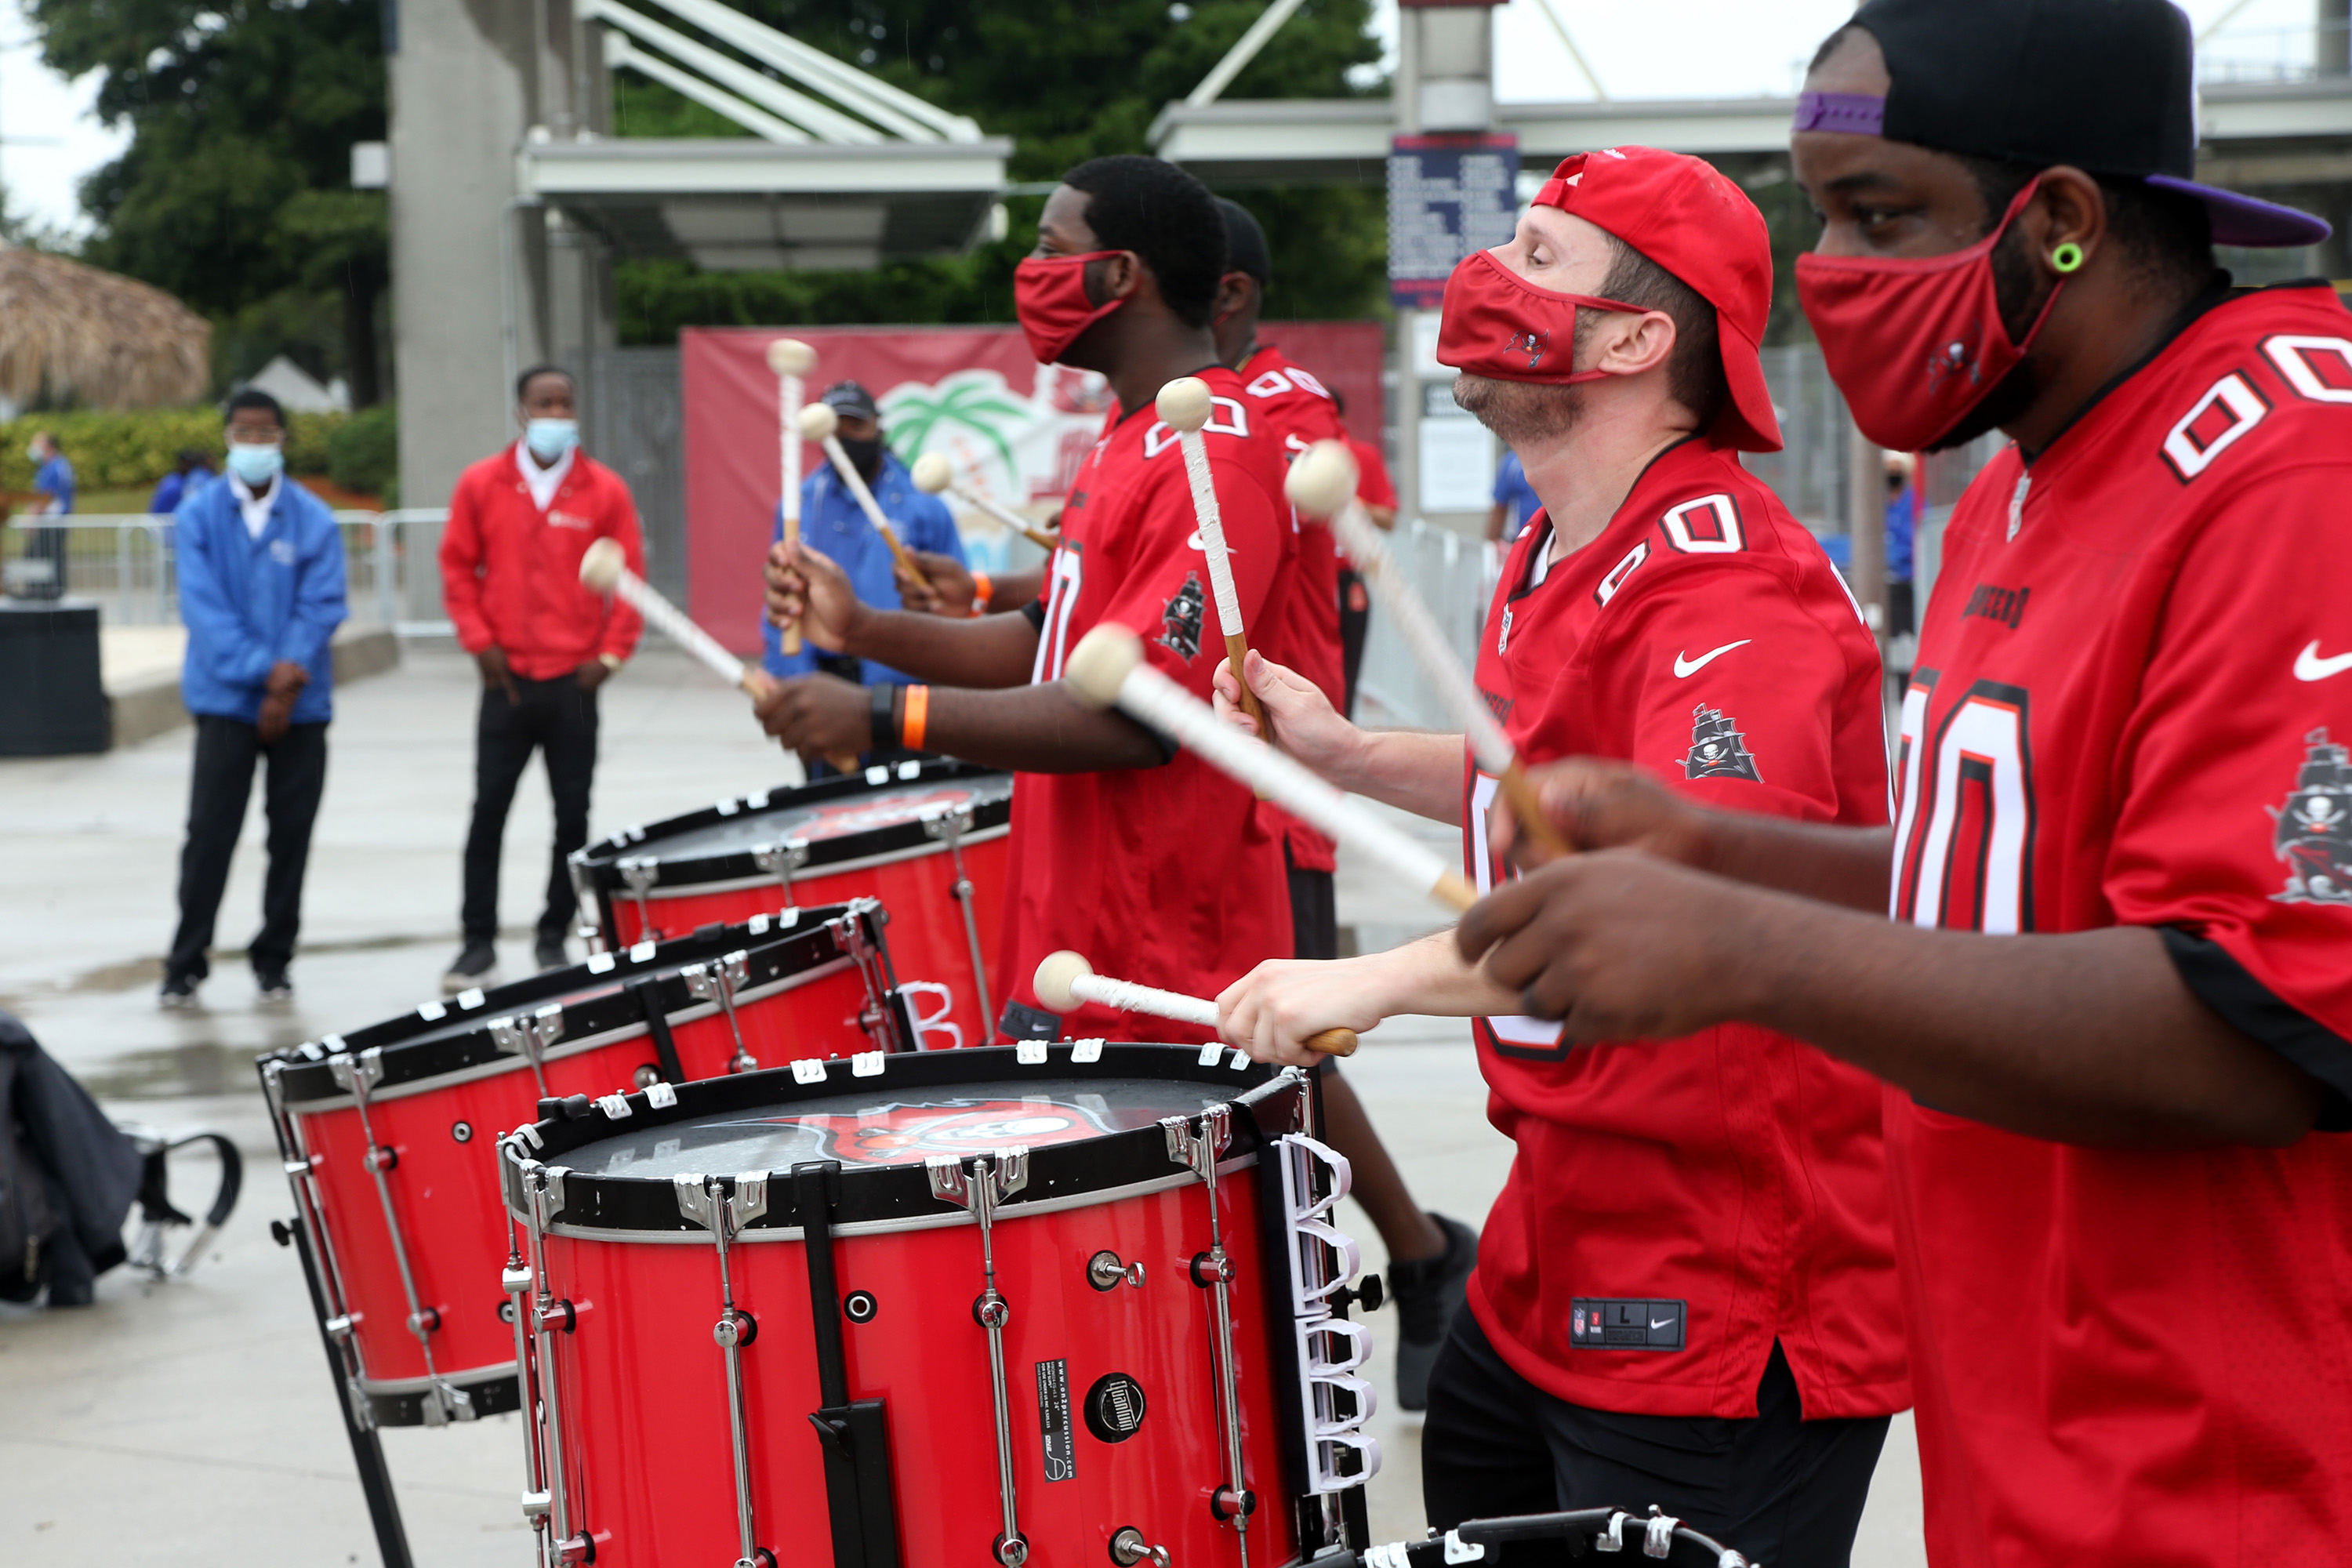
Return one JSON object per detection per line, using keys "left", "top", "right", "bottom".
{"left": 0, "top": 408, "right": 350, "bottom": 492}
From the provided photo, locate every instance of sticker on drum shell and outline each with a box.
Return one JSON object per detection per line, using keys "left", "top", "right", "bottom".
{"left": 1036, "top": 1359, "right": 1077, "bottom": 1480}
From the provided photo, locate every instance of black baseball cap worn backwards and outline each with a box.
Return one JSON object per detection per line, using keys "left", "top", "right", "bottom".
{"left": 1796, "top": 0, "right": 2331, "bottom": 248}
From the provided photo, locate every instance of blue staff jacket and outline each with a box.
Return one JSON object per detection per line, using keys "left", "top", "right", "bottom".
{"left": 34, "top": 454, "right": 74, "bottom": 514}
{"left": 761, "top": 452, "right": 966, "bottom": 686}
{"left": 176, "top": 477, "right": 349, "bottom": 725}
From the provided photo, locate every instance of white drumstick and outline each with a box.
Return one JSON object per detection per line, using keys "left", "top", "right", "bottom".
{"left": 1063, "top": 624, "right": 1475, "bottom": 912}
{"left": 909, "top": 452, "right": 1059, "bottom": 551}
{"left": 797, "top": 402, "right": 932, "bottom": 592}
{"left": 1155, "top": 377, "right": 1265, "bottom": 731}
{"left": 1033, "top": 951, "right": 1357, "bottom": 1055}
{"left": 580, "top": 538, "right": 769, "bottom": 699}
{"left": 1287, "top": 441, "right": 1570, "bottom": 859}
{"left": 768, "top": 338, "right": 816, "bottom": 655}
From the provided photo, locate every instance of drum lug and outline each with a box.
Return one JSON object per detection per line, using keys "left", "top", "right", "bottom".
{"left": 521, "top": 1490, "right": 551, "bottom": 1522}
{"left": 676, "top": 1172, "right": 773, "bottom": 1568}
{"left": 535, "top": 1299, "right": 577, "bottom": 1335}
{"left": 488, "top": 1004, "right": 567, "bottom": 1100}
{"left": 1088, "top": 1250, "right": 1147, "bottom": 1291}
{"left": 1108, "top": 1526, "right": 1171, "bottom": 1567}
{"left": 929, "top": 1150, "right": 1033, "bottom": 1568}
{"left": 920, "top": 808, "right": 996, "bottom": 1044}
{"left": 681, "top": 953, "right": 757, "bottom": 1073}
{"left": 617, "top": 855, "right": 660, "bottom": 940}
{"left": 831, "top": 903, "right": 909, "bottom": 1054}
{"left": 1161, "top": 1109, "right": 1254, "bottom": 1564}
{"left": 752, "top": 839, "right": 808, "bottom": 909}
{"left": 555, "top": 1530, "right": 595, "bottom": 1566}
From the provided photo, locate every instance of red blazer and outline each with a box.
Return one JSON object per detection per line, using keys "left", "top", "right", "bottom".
{"left": 440, "top": 445, "right": 644, "bottom": 680}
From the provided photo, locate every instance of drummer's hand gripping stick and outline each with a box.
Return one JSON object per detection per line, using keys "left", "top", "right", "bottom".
{"left": 798, "top": 401, "right": 932, "bottom": 595}
{"left": 1156, "top": 376, "right": 1267, "bottom": 735}
{"left": 1285, "top": 439, "right": 1572, "bottom": 860}
{"left": 1033, "top": 950, "right": 1359, "bottom": 1057}
{"left": 910, "top": 452, "right": 1060, "bottom": 552}
{"left": 1063, "top": 625, "right": 1478, "bottom": 914}
{"left": 768, "top": 337, "right": 816, "bottom": 655}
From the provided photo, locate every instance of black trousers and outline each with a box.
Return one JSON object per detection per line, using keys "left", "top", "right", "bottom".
{"left": 166, "top": 715, "right": 328, "bottom": 982}
{"left": 462, "top": 674, "right": 598, "bottom": 944}
{"left": 1338, "top": 566, "right": 1370, "bottom": 718}
{"left": 1286, "top": 843, "right": 1338, "bottom": 961}
{"left": 1423, "top": 1312, "right": 1889, "bottom": 1567}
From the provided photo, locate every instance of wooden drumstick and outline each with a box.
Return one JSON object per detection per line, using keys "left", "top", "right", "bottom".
{"left": 1063, "top": 624, "right": 1477, "bottom": 913}
{"left": 797, "top": 402, "right": 932, "bottom": 594}
{"left": 1287, "top": 441, "right": 1572, "bottom": 861}
{"left": 768, "top": 338, "right": 816, "bottom": 655}
{"left": 909, "top": 452, "right": 1060, "bottom": 552}
{"left": 1033, "top": 950, "right": 1357, "bottom": 1057}
{"left": 1155, "top": 376, "right": 1265, "bottom": 734}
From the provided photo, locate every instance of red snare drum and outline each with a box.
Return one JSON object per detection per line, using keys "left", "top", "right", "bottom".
{"left": 568, "top": 760, "right": 1014, "bottom": 1051}
{"left": 500, "top": 1044, "right": 1381, "bottom": 1568}
{"left": 260, "top": 903, "right": 913, "bottom": 1428}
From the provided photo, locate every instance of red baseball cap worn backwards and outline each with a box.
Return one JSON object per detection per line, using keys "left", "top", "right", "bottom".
{"left": 1530, "top": 146, "right": 1782, "bottom": 453}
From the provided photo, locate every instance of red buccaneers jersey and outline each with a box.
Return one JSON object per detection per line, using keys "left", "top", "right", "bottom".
{"left": 1236, "top": 344, "right": 1351, "bottom": 874}
{"left": 998, "top": 365, "right": 1299, "bottom": 1041}
{"left": 1886, "top": 283, "right": 2352, "bottom": 1568}
{"left": 1461, "top": 437, "right": 1907, "bottom": 1420}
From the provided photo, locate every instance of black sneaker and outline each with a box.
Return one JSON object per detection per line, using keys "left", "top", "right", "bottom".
{"left": 534, "top": 933, "right": 570, "bottom": 972}
{"left": 442, "top": 939, "right": 499, "bottom": 996}
{"left": 1387, "top": 1212, "right": 1479, "bottom": 1412}
{"left": 255, "top": 970, "right": 294, "bottom": 1007}
{"left": 157, "top": 974, "right": 200, "bottom": 1011}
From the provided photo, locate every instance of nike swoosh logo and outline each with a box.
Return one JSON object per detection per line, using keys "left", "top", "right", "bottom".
{"left": 2294, "top": 641, "right": 2352, "bottom": 681}
{"left": 1673, "top": 639, "right": 1751, "bottom": 678}
{"left": 1650, "top": 1317, "right": 1675, "bottom": 1330}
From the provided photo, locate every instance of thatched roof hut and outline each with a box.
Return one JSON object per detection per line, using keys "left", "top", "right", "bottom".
{"left": 0, "top": 248, "right": 210, "bottom": 409}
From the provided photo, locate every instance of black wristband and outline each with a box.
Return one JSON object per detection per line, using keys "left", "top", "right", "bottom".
{"left": 869, "top": 683, "right": 901, "bottom": 752}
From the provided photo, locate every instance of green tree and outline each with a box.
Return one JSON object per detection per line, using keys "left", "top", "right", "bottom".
{"left": 30, "top": 0, "right": 389, "bottom": 401}
{"left": 615, "top": 0, "right": 1390, "bottom": 339}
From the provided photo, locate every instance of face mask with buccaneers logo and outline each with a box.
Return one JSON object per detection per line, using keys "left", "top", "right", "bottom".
{"left": 1795, "top": 180, "right": 2066, "bottom": 452}
{"left": 1013, "top": 251, "right": 1127, "bottom": 365}
{"left": 1436, "top": 249, "right": 1647, "bottom": 386}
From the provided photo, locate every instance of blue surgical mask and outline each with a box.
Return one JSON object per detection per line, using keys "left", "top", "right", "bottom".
{"left": 226, "top": 442, "right": 284, "bottom": 486}
{"left": 525, "top": 419, "right": 579, "bottom": 463}
{"left": 24, "top": 442, "right": 41, "bottom": 463}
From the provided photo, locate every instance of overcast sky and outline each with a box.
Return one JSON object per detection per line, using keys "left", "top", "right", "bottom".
{"left": 0, "top": 0, "right": 2325, "bottom": 240}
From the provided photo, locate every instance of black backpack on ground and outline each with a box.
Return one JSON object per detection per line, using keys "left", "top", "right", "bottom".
{"left": 0, "top": 1012, "right": 141, "bottom": 1305}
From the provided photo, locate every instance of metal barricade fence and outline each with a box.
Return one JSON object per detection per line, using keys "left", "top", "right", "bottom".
{"left": 1352, "top": 520, "right": 1502, "bottom": 732}
{"left": 0, "top": 509, "right": 454, "bottom": 633}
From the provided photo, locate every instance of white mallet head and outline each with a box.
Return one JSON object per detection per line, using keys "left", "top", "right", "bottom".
{"left": 1285, "top": 439, "right": 1360, "bottom": 521}
{"left": 1155, "top": 376, "right": 1214, "bottom": 434}
{"left": 579, "top": 537, "right": 626, "bottom": 593}
{"left": 797, "top": 401, "right": 840, "bottom": 442}
{"left": 910, "top": 451, "right": 953, "bottom": 495}
{"left": 1063, "top": 623, "right": 1145, "bottom": 710}
{"left": 766, "top": 337, "right": 816, "bottom": 378}
{"left": 1033, "top": 949, "right": 1093, "bottom": 1013}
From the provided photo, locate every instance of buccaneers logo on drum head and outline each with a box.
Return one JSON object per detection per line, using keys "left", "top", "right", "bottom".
{"left": 792, "top": 1098, "right": 1116, "bottom": 1165}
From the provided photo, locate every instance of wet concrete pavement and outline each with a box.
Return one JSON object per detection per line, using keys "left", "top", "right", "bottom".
{"left": 0, "top": 642, "right": 1922, "bottom": 1566}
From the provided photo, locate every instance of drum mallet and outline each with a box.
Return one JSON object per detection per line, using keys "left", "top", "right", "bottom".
{"left": 909, "top": 452, "right": 1060, "bottom": 552}
{"left": 797, "top": 401, "right": 932, "bottom": 594}
{"left": 1156, "top": 376, "right": 1266, "bottom": 734}
{"left": 1286, "top": 440, "right": 1571, "bottom": 862}
{"left": 1063, "top": 623, "right": 1477, "bottom": 913}
{"left": 581, "top": 538, "right": 773, "bottom": 700}
{"left": 1033, "top": 950, "right": 1359, "bottom": 1057}
{"left": 767, "top": 337, "right": 816, "bottom": 655}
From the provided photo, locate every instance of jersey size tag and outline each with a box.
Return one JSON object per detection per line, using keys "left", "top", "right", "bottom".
{"left": 1570, "top": 1298, "right": 1686, "bottom": 1352}
{"left": 1035, "top": 1359, "right": 1076, "bottom": 1482}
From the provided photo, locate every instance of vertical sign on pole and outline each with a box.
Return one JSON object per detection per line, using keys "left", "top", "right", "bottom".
{"left": 1387, "top": 132, "right": 1519, "bottom": 520}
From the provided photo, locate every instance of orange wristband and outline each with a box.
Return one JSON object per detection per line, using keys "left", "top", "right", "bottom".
{"left": 902, "top": 684, "right": 929, "bottom": 751}
{"left": 970, "top": 569, "right": 993, "bottom": 616}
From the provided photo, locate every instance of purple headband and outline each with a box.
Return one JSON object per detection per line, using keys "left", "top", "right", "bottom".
{"left": 1793, "top": 92, "right": 1886, "bottom": 136}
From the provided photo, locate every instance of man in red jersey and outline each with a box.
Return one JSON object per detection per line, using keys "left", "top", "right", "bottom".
{"left": 757, "top": 154, "right": 1300, "bottom": 1042}
{"left": 440, "top": 364, "right": 644, "bottom": 990}
{"left": 1454, "top": 4, "right": 2352, "bottom": 1565}
{"left": 1214, "top": 146, "right": 1906, "bottom": 1563}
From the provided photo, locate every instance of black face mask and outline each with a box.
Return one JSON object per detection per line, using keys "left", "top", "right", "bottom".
{"left": 837, "top": 434, "right": 885, "bottom": 481}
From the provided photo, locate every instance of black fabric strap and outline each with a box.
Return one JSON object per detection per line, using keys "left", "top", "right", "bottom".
{"left": 623, "top": 976, "right": 686, "bottom": 1085}
{"left": 869, "top": 684, "right": 900, "bottom": 753}
{"left": 2160, "top": 926, "right": 2352, "bottom": 1132}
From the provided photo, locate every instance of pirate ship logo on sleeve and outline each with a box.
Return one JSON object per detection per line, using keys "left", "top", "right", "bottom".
{"left": 1683, "top": 703, "right": 1762, "bottom": 782}
{"left": 2270, "top": 728, "right": 2352, "bottom": 906}
{"left": 1158, "top": 571, "right": 1206, "bottom": 661}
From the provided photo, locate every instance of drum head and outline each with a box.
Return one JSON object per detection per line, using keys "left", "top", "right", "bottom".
{"left": 566, "top": 1076, "right": 1238, "bottom": 1181}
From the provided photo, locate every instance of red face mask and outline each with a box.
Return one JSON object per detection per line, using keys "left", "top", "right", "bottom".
{"left": 1795, "top": 180, "right": 2064, "bottom": 452}
{"left": 1014, "top": 251, "right": 1126, "bottom": 365}
{"left": 1436, "top": 249, "right": 1647, "bottom": 386}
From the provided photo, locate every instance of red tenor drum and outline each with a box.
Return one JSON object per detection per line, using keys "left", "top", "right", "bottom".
{"left": 568, "top": 760, "right": 1014, "bottom": 1051}
{"left": 260, "top": 903, "right": 916, "bottom": 1428}
{"left": 501, "top": 1043, "right": 1382, "bottom": 1568}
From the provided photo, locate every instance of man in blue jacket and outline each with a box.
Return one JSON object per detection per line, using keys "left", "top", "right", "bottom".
{"left": 760, "top": 380, "right": 964, "bottom": 773}
{"left": 160, "top": 390, "right": 348, "bottom": 1008}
